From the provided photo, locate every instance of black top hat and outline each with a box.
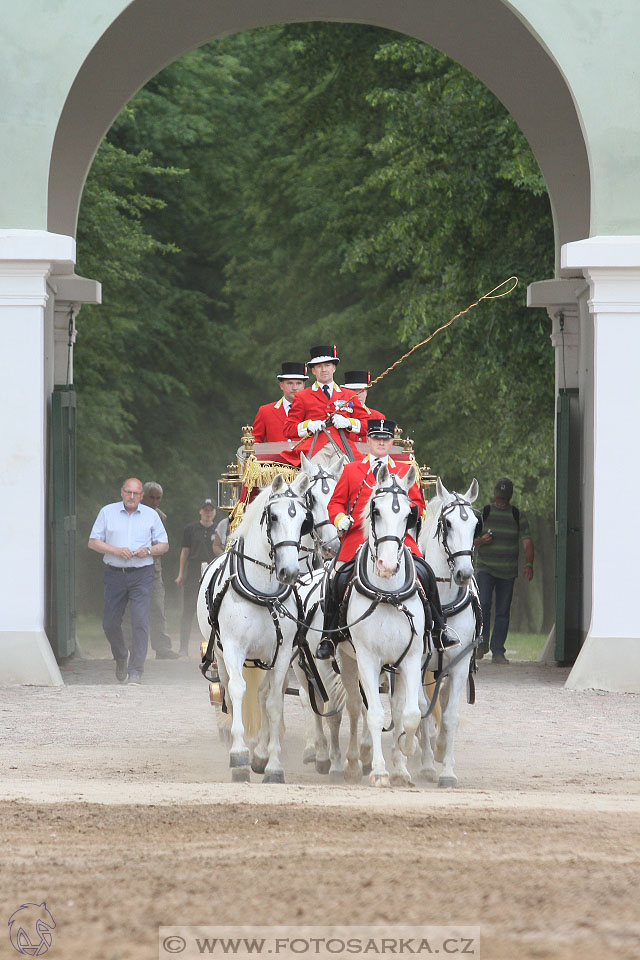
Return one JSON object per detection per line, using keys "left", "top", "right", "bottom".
{"left": 494, "top": 478, "right": 514, "bottom": 500}
{"left": 343, "top": 370, "right": 371, "bottom": 389}
{"left": 367, "top": 418, "right": 395, "bottom": 439}
{"left": 277, "top": 361, "right": 308, "bottom": 380}
{"left": 309, "top": 345, "right": 339, "bottom": 365}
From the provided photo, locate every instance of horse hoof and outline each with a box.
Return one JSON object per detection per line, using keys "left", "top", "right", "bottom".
{"left": 390, "top": 774, "right": 415, "bottom": 787}
{"left": 362, "top": 762, "right": 372, "bottom": 776}
{"left": 343, "top": 763, "right": 363, "bottom": 784}
{"left": 263, "top": 770, "right": 285, "bottom": 784}
{"left": 329, "top": 770, "right": 344, "bottom": 784}
{"left": 438, "top": 775, "right": 458, "bottom": 789}
{"left": 315, "top": 759, "right": 331, "bottom": 775}
{"left": 302, "top": 747, "right": 316, "bottom": 764}
{"left": 231, "top": 767, "right": 250, "bottom": 783}
{"left": 418, "top": 768, "right": 438, "bottom": 783}
{"left": 369, "top": 772, "right": 390, "bottom": 788}
{"left": 230, "top": 750, "right": 250, "bottom": 768}
{"left": 251, "top": 755, "right": 268, "bottom": 774}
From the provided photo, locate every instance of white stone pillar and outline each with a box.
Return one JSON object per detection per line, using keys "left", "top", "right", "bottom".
{"left": 527, "top": 279, "right": 585, "bottom": 663}
{"left": 562, "top": 236, "right": 640, "bottom": 691}
{"left": 0, "top": 230, "right": 75, "bottom": 685}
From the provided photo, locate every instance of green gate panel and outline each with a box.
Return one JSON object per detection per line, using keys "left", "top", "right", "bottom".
{"left": 50, "top": 385, "right": 77, "bottom": 659}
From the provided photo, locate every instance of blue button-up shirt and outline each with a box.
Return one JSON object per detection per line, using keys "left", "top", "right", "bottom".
{"left": 90, "top": 501, "right": 168, "bottom": 568}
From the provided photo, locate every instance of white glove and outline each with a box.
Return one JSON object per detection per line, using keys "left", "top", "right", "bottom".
{"left": 337, "top": 514, "right": 353, "bottom": 532}
{"left": 307, "top": 419, "right": 325, "bottom": 434}
{"left": 331, "top": 414, "right": 352, "bottom": 430}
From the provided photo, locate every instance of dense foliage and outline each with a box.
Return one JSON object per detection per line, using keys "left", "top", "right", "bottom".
{"left": 75, "top": 24, "right": 554, "bottom": 584}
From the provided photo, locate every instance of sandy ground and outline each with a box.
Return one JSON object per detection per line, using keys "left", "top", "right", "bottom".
{"left": 1, "top": 655, "right": 639, "bottom": 960}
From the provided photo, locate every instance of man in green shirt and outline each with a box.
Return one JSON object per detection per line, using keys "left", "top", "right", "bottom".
{"left": 473, "top": 478, "right": 534, "bottom": 664}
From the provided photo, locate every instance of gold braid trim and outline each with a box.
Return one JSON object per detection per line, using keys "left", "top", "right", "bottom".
{"left": 229, "top": 456, "right": 300, "bottom": 532}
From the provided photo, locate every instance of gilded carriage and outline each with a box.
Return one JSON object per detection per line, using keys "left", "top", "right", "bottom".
{"left": 217, "top": 423, "right": 437, "bottom": 528}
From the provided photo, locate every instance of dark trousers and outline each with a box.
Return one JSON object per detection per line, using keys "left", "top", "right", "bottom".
{"left": 180, "top": 567, "right": 201, "bottom": 650}
{"left": 122, "top": 572, "right": 173, "bottom": 653}
{"left": 103, "top": 565, "right": 154, "bottom": 675}
{"left": 476, "top": 571, "right": 515, "bottom": 655}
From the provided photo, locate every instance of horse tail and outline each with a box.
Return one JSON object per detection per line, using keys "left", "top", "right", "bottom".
{"left": 320, "top": 660, "right": 347, "bottom": 713}
{"left": 423, "top": 670, "right": 442, "bottom": 727}
{"left": 214, "top": 666, "right": 264, "bottom": 740}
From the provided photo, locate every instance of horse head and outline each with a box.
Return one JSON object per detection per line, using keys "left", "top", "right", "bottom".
{"left": 434, "top": 477, "right": 479, "bottom": 585}
{"left": 367, "top": 463, "right": 417, "bottom": 578}
{"left": 300, "top": 452, "right": 343, "bottom": 559}
{"left": 265, "top": 472, "right": 312, "bottom": 584}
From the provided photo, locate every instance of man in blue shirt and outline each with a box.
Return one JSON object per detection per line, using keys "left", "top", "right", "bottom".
{"left": 89, "top": 477, "right": 169, "bottom": 684}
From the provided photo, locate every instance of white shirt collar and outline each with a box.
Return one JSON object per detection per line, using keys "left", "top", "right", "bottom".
{"left": 312, "top": 380, "right": 340, "bottom": 394}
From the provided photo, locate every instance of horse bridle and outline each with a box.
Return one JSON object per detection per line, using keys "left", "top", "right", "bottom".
{"left": 436, "top": 495, "right": 478, "bottom": 570}
{"left": 368, "top": 474, "right": 415, "bottom": 563}
{"left": 260, "top": 487, "right": 313, "bottom": 561}
{"left": 305, "top": 467, "right": 337, "bottom": 541}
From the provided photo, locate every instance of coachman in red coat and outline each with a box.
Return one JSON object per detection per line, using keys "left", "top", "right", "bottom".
{"left": 252, "top": 361, "right": 308, "bottom": 442}
{"left": 315, "top": 418, "right": 451, "bottom": 660}
{"left": 342, "top": 369, "right": 387, "bottom": 422}
{"left": 282, "top": 346, "right": 368, "bottom": 465}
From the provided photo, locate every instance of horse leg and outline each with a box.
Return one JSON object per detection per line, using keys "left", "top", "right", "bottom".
{"left": 359, "top": 708, "right": 373, "bottom": 775}
{"left": 251, "top": 672, "right": 270, "bottom": 774}
{"left": 357, "top": 651, "right": 388, "bottom": 787}
{"left": 293, "top": 660, "right": 321, "bottom": 766}
{"left": 263, "top": 660, "right": 288, "bottom": 783}
{"left": 326, "top": 712, "right": 344, "bottom": 781}
{"left": 389, "top": 671, "right": 414, "bottom": 787}
{"left": 435, "top": 662, "right": 468, "bottom": 788}
{"left": 417, "top": 682, "right": 437, "bottom": 782}
{"left": 224, "top": 649, "right": 251, "bottom": 781}
{"left": 338, "top": 651, "right": 363, "bottom": 783}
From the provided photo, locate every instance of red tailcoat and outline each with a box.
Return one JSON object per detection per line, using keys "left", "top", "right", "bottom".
{"left": 282, "top": 382, "right": 368, "bottom": 465}
{"left": 328, "top": 455, "right": 425, "bottom": 562}
{"left": 252, "top": 397, "right": 289, "bottom": 442}
{"left": 361, "top": 402, "right": 386, "bottom": 422}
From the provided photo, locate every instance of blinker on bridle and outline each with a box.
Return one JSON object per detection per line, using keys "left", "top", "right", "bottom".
{"left": 437, "top": 494, "right": 476, "bottom": 569}
{"left": 261, "top": 486, "right": 312, "bottom": 559}
{"left": 369, "top": 474, "right": 412, "bottom": 560}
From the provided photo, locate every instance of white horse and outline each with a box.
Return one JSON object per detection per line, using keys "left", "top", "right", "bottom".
{"left": 298, "top": 452, "right": 343, "bottom": 566}
{"left": 338, "top": 463, "right": 426, "bottom": 787}
{"left": 197, "top": 472, "right": 311, "bottom": 783}
{"left": 417, "top": 478, "right": 480, "bottom": 787}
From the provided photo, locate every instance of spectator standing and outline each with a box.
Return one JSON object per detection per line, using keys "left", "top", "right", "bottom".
{"left": 88, "top": 477, "right": 169, "bottom": 683}
{"left": 141, "top": 481, "right": 179, "bottom": 659}
{"left": 175, "top": 498, "right": 216, "bottom": 656}
{"left": 474, "top": 478, "right": 534, "bottom": 664}
{"left": 212, "top": 515, "right": 230, "bottom": 558}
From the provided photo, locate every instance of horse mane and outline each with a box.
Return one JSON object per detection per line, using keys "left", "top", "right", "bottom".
{"left": 359, "top": 485, "right": 376, "bottom": 541}
{"left": 229, "top": 485, "right": 273, "bottom": 542}
{"left": 422, "top": 493, "right": 444, "bottom": 541}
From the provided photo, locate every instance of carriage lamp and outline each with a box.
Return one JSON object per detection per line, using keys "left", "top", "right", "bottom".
{"left": 217, "top": 463, "right": 242, "bottom": 511}
{"left": 209, "top": 680, "right": 224, "bottom": 706}
{"left": 420, "top": 464, "right": 437, "bottom": 492}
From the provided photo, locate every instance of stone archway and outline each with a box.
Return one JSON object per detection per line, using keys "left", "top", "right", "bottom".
{"left": 5, "top": 0, "right": 640, "bottom": 691}
{"left": 48, "top": 0, "right": 589, "bottom": 265}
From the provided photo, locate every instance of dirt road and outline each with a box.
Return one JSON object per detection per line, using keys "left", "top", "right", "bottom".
{"left": 1, "top": 657, "right": 639, "bottom": 960}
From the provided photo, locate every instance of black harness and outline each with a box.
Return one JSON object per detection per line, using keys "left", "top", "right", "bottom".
{"left": 201, "top": 490, "right": 311, "bottom": 677}
{"left": 420, "top": 580, "right": 483, "bottom": 719}
{"left": 434, "top": 494, "right": 481, "bottom": 582}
